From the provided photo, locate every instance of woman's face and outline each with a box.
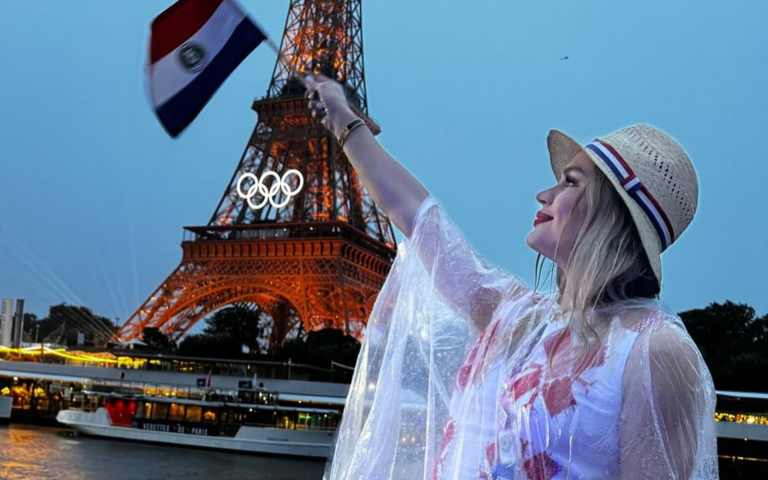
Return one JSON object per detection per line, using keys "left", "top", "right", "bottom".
{"left": 526, "top": 151, "right": 595, "bottom": 269}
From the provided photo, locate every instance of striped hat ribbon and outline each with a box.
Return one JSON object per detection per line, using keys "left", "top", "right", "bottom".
{"left": 586, "top": 139, "right": 675, "bottom": 250}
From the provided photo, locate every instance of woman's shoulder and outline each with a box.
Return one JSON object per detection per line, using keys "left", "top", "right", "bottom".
{"left": 496, "top": 285, "right": 553, "bottom": 319}
{"left": 600, "top": 298, "right": 683, "bottom": 334}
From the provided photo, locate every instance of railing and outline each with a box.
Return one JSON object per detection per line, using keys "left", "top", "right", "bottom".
{"left": 182, "top": 220, "right": 396, "bottom": 261}
{"left": 0, "top": 349, "right": 356, "bottom": 384}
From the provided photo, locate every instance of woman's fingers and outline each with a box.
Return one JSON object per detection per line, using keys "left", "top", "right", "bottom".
{"left": 306, "top": 74, "right": 340, "bottom": 103}
{"left": 306, "top": 73, "right": 332, "bottom": 90}
{"left": 305, "top": 74, "right": 344, "bottom": 132}
{"left": 305, "top": 74, "right": 329, "bottom": 97}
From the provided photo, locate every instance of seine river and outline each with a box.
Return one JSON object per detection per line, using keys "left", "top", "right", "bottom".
{"left": 0, "top": 424, "right": 326, "bottom": 480}
{"left": 3, "top": 424, "right": 766, "bottom": 479}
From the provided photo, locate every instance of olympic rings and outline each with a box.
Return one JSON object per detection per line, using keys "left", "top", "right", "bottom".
{"left": 236, "top": 169, "right": 304, "bottom": 210}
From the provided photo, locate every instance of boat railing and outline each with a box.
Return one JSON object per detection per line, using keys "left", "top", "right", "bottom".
{"left": 238, "top": 421, "right": 337, "bottom": 432}
{"left": 62, "top": 352, "right": 356, "bottom": 384}
{"left": 0, "top": 348, "right": 357, "bottom": 384}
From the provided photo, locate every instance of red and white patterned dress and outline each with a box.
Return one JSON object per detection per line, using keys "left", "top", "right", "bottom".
{"left": 433, "top": 300, "right": 665, "bottom": 480}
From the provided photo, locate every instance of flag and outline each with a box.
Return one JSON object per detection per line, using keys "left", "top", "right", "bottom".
{"left": 205, "top": 370, "right": 213, "bottom": 389}
{"left": 238, "top": 380, "right": 253, "bottom": 389}
{"left": 147, "top": 0, "right": 266, "bottom": 137}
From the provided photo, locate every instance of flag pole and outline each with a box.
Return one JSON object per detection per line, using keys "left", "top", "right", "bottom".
{"left": 258, "top": 28, "right": 309, "bottom": 88}
{"left": 261, "top": 29, "right": 363, "bottom": 119}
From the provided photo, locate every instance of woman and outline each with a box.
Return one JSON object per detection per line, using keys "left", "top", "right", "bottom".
{"left": 305, "top": 75, "right": 718, "bottom": 480}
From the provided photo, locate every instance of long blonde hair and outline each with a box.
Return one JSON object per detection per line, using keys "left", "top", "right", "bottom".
{"left": 535, "top": 166, "right": 659, "bottom": 366}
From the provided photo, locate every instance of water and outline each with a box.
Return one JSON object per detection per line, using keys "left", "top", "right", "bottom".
{"left": 3, "top": 424, "right": 765, "bottom": 480}
{"left": 0, "top": 424, "right": 326, "bottom": 480}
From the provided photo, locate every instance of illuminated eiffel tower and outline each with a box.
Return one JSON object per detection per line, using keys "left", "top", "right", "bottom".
{"left": 114, "top": 0, "right": 395, "bottom": 349}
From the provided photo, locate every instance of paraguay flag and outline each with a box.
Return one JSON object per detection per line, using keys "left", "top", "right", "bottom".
{"left": 147, "top": 0, "right": 266, "bottom": 137}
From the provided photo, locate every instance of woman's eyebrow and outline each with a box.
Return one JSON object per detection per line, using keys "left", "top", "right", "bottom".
{"left": 563, "top": 166, "right": 586, "bottom": 176}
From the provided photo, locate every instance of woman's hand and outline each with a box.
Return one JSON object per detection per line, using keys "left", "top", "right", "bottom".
{"left": 305, "top": 74, "right": 360, "bottom": 140}
{"left": 303, "top": 73, "right": 430, "bottom": 243}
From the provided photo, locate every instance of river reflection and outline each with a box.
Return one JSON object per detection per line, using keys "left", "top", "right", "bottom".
{"left": 0, "top": 424, "right": 326, "bottom": 480}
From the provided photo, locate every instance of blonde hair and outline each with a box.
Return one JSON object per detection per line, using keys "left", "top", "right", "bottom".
{"left": 535, "top": 166, "right": 659, "bottom": 367}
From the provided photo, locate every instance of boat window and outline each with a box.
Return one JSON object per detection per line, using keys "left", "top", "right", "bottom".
{"left": 226, "top": 409, "right": 241, "bottom": 423}
{"left": 202, "top": 409, "right": 217, "bottom": 422}
{"left": 168, "top": 403, "right": 185, "bottom": 421}
{"left": 280, "top": 415, "right": 294, "bottom": 429}
{"left": 296, "top": 413, "right": 310, "bottom": 430}
{"left": 257, "top": 392, "right": 276, "bottom": 404}
{"left": 238, "top": 391, "right": 253, "bottom": 403}
{"left": 153, "top": 402, "right": 169, "bottom": 420}
{"left": 242, "top": 409, "right": 274, "bottom": 426}
{"left": 185, "top": 406, "right": 202, "bottom": 423}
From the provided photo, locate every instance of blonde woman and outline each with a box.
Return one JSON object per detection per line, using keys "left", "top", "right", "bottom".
{"left": 306, "top": 75, "right": 718, "bottom": 480}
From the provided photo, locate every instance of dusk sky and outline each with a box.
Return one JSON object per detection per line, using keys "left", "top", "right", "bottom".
{"left": 1, "top": 1, "right": 766, "bottom": 330}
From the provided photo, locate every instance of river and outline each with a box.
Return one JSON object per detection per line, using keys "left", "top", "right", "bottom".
{"left": 0, "top": 424, "right": 326, "bottom": 480}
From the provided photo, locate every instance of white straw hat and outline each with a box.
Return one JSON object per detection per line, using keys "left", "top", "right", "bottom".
{"left": 547, "top": 125, "right": 699, "bottom": 288}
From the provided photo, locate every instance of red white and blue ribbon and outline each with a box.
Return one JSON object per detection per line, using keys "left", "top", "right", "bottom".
{"left": 147, "top": 0, "right": 266, "bottom": 137}
{"left": 586, "top": 139, "right": 674, "bottom": 250}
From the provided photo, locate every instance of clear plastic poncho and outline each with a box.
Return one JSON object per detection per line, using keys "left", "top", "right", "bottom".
{"left": 325, "top": 194, "right": 718, "bottom": 480}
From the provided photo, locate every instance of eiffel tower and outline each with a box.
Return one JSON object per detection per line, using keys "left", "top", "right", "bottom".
{"left": 114, "top": 0, "right": 396, "bottom": 349}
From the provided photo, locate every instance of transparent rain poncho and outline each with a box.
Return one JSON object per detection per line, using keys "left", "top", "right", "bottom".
{"left": 325, "top": 194, "right": 719, "bottom": 480}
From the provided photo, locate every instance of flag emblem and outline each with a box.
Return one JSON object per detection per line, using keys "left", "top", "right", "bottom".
{"left": 178, "top": 43, "right": 207, "bottom": 72}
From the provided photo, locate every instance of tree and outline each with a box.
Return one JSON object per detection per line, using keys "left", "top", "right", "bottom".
{"left": 37, "top": 303, "right": 115, "bottom": 346}
{"left": 717, "top": 353, "right": 768, "bottom": 392}
{"left": 680, "top": 301, "right": 768, "bottom": 392}
{"left": 680, "top": 301, "right": 760, "bottom": 368}
{"left": 273, "top": 328, "right": 361, "bottom": 369}
{"left": 22, "top": 313, "right": 40, "bottom": 342}
{"left": 141, "top": 327, "right": 175, "bottom": 350}
{"left": 178, "top": 333, "right": 242, "bottom": 359}
{"left": 203, "top": 305, "right": 263, "bottom": 354}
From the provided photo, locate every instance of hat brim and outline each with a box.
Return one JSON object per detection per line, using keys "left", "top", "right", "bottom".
{"left": 546, "top": 129, "right": 663, "bottom": 287}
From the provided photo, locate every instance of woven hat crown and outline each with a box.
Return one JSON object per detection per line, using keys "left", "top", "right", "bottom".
{"left": 599, "top": 124, "right": 698, "bottom": 247}
{"left": 547, "top": 124, "right": 699, "bottom": 286}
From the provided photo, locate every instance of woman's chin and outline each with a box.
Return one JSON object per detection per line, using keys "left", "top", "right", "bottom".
{"left": 526, "top": 234, "right": 553, "bottom": 260}
{"left": 526, "top": 231, "right": 542, "bottom": 252}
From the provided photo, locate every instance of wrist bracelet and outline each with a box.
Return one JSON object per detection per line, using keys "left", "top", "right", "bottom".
{"left": 338, "top": 119, "right": 366, "bottom": 148}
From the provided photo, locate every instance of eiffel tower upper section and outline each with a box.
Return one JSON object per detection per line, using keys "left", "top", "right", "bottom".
{"left": 207, "top": 0, "right": 395, "bottom": 249}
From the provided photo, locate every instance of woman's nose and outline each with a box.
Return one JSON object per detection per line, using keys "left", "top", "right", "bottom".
{"left": 536, "top": 187, "right": 553, "bottom": 206}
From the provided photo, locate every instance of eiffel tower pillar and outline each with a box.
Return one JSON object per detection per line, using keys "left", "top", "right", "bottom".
{"left": 113, "top": 0, "right": 396, "bottom": 349}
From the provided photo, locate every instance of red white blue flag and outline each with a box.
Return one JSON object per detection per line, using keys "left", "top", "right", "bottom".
{"left": 147, "top": 0, "right": 266, "bottom": 137}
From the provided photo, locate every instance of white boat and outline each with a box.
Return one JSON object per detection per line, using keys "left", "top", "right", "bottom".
{"left": 56, "top": 388, "right": 343, "bottom": 458}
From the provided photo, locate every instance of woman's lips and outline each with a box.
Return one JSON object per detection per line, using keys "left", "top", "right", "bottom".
{"left": 534, "top": 212, "right": 553, "bottom": 227}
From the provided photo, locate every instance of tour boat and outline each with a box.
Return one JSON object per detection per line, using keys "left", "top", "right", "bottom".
{"left": 56, "top": 386, "right": 343, "bottom": 458}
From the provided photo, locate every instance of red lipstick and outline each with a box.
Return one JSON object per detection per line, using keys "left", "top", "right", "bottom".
{"left": 534, "top": 212, "right": 553, "bottom": 227}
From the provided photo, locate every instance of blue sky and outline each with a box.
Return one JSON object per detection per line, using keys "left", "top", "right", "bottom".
{"left": 1, "top": 1, "right": 766, "bottom": 328}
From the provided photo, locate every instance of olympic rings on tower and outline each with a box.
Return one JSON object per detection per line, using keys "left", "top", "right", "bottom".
{"left": 236, "top": 169, "right": 304, "bottom": 210}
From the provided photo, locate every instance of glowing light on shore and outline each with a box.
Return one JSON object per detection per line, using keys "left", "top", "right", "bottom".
{"left": 0, "top": 345, "right": 118, "bottom": 364}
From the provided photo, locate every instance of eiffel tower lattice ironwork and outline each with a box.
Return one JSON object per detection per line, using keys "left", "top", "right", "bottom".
{"left": 114, "top": 0, "right": 396, "bottom": 349}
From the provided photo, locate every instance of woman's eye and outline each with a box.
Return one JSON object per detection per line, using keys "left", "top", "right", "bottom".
{"left": 565, "top": 176, "right": 577, "bottom": 186}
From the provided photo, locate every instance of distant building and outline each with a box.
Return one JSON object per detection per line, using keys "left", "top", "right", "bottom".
{"left": 1, "top": 298, "right": 26, "bottom": 347}
{"left": 12, "top": 299, "right": 24, "bottom": 347}
{"left": 0, "top": 299, "right": 13, "bottom": 346}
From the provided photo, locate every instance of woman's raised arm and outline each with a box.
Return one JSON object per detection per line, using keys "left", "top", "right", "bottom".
{"left": 305, "top": 74, "right": 429, "bottom": 239}
{"left": 305, "top": 75, "right": 526, "bottom": 330}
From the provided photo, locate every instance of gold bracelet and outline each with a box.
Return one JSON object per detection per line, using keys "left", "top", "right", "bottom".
{"left": 338, "top": 119, "right": 366, "bottom": 148}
